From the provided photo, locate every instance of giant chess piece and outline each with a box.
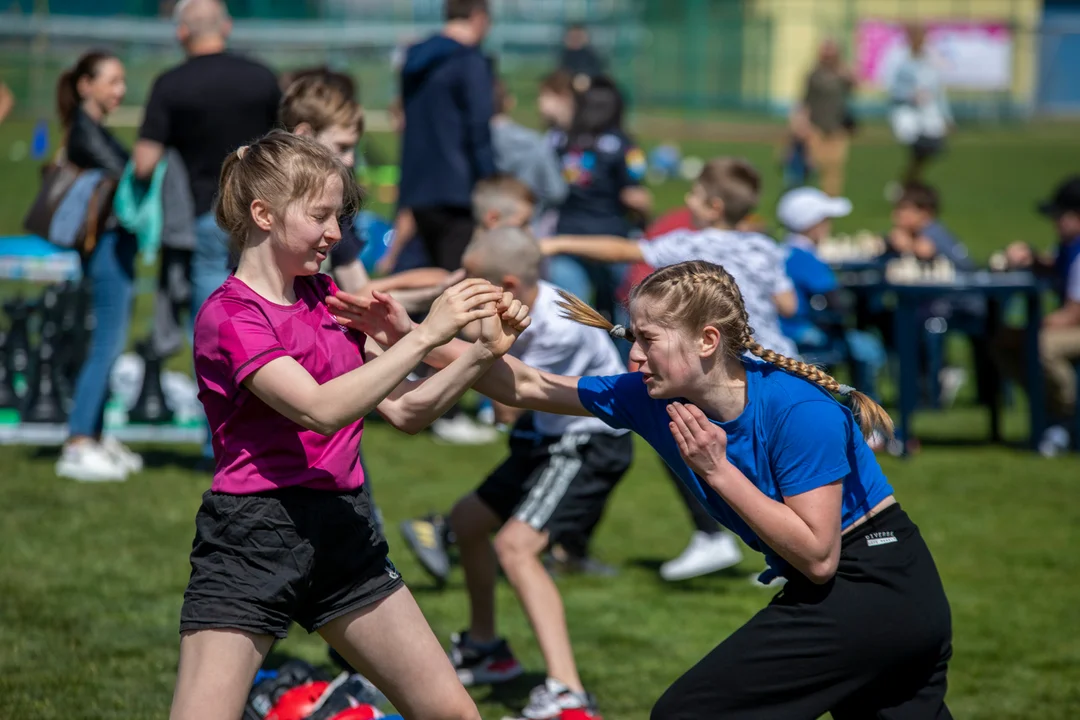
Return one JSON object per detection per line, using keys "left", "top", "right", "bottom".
{"left": 53, "top": 282, "right": 85, "bottom": 412}
{"left": 128, "top": 340, "right": 173, "bottom": 425}
{"left": 4, "top": 298, "right": 31, "bottom": 393}
{"left": 22, "top": 288, "right": 67, "bottom": 424}
{"left": 0, "top": 329, "right": 19, "bottom": 410}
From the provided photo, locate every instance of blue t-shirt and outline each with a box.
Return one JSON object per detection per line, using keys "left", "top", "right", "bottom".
{"left": 782, "top": 240, "right": 838, "bottom": 340}
{"left": 553, "top": 129, "right": 647, "bottom": 237}
{"left": 577, "top": 359, "right": 894, "bottom": 578}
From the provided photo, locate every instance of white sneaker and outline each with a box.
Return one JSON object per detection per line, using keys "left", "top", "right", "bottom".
{"left": 431, "top": 415, "right": 499, "bottom": 445}
{"left": 1038, "top": 425, "right": 1071, "bottom": 458}
{"left": 660, "top": 531, "right": 743, "bottom": 581}
{"left": 100, "top": 435, "right": 143, "bottom": 473}
{"left": 56, "top": 441, "right": 128, "bottom": 482}
{"left": 938, "top": 366, "right": 967, "bottom": 408}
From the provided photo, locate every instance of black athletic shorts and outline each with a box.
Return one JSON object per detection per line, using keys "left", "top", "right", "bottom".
{"left": 652, "top": 503, "right": 953, "bottom": 720}
{"left": 180, "top": 484, "right": 403, "bottom": 639}
{"left": 475, "top": 424, "right": 632, "bottom": 542}
{"left": 412, "top": 205, "right": 476, "bottom": 272}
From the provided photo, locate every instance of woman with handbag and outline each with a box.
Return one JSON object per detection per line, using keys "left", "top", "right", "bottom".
{"left": 53, "top": 50, "right": 144, "bottom": 482}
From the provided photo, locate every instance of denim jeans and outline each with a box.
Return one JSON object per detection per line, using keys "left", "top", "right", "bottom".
{"left": 68, "top": 230, "right": 137, "bottom": 437}
{"left": 191, "top": 212, "right": 232, "bottom": 321}
{"left": 190, "top": 213, "right": 231, "bottom": 458}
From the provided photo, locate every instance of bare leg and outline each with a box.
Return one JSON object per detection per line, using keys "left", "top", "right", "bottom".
{"left": 319, "top": 587, "right": 480, "bottom": 720}
{"left": 170, "top": 629, "right": 274, "bottom": 720}
{"left": 495, "top": 519, "right": 584, "bottom": 694}
{"left": 449, "top": 493, "right": 503, "bottom": 642}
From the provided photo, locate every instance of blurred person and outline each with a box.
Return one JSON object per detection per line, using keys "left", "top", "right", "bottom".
{"left": 52, "top": 51, "right": 145, "bottom": 483}
{"left": 558, "top": 24, "right": 605, "bottom": 86}
{"left": 491, "top": 77, "right": 568, "bottom": 233}
{"left": 777, "top": 187, "right": 886, "bottom": 404}
{"left": 537, "top": 69, "right": 576, "bottom": 134}
{"left": 0, "top": 81, "right": 13, "bottom": 125}
{"left": 134, "top": 0, "right": 282, "bottom": 463}
{"left": 381, "top": 0, "right": 496, "bottom": 275}
{"left": 547, "top": 76, "right": 651, "bottom": 324}
{"left": 135, "top": 0, "right": 281, "bottom": 312}
{"left": 795, "top": 38, "right": 856, "bottom": 197}
{"left": 885, "top": 182, "right": 972, "bottom": 268}
{"left": 430, "top": 228, "right": 628, "bottom": 720}
{"left": 998, "top": 176, "right": 1080, "bottom": 456}
{"left": 886, "top": 23, "right": 953, "bottom": 194}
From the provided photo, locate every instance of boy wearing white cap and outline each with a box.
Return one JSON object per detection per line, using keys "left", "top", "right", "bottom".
{"left": 777, "top": 187, "right": 886, "bottom": 403}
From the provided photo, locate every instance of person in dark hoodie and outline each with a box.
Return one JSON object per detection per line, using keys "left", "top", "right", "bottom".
{"left": 394, "top": 0, "right": 497, "bottom": 273}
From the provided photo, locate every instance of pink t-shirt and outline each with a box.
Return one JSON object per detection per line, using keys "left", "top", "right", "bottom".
{"left": 194, "top": 273, "right": 367, "bottom": 494}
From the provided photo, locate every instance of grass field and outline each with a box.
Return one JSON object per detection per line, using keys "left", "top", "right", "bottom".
{"left": 1, "top": 115, "right": 1080, "bottom": 719}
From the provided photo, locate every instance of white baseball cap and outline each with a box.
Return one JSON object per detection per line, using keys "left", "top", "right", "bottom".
{"left": 777, "top": 187, "right": 853, "bottom": 232}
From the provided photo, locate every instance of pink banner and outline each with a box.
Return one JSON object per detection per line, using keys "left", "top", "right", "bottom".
{"left": 857, "top": 20, "right": 1014, "bottom": 91}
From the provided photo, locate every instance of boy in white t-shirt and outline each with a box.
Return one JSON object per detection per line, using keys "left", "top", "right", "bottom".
{"left": 444, "top": 227, "right": 631, "bottom": 720}
{"left": 541, "top": 156, "right": 799, "bottom": 358}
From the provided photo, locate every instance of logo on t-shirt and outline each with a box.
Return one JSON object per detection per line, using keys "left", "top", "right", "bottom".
{"left": 385, "top": 558, "right": 401, "bottom": 580}
{"left": 866, "top": 531, "right": 897, "bottom": 547}
{"left": 625, "top": 147, "right": 647, "bottom": 182}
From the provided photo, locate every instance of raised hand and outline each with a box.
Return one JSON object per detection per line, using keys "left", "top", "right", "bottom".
{"left": 417, "top": 279, "right": 504, "bottom": 347}
{"left": 667, "top": 402, "right": 729, "bottom": 482}
{"left": 479, "top": 291, "right": 532, "bottom": 357}
{"left": 327, "top": 290, "right": 413, "bottom": 346}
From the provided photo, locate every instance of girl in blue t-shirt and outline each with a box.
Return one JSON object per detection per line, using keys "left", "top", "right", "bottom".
{"left": 330, "top": 258, "right": 952, "bottom": 720}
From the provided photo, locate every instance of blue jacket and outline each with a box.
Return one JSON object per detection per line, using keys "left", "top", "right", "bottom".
{"left": 398, "top": 35, "right": 496, "bottom": 210}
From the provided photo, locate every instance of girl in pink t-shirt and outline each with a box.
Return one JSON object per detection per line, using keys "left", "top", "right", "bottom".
{"left": 174, "top": 131, "right": 531, "bottom": 720}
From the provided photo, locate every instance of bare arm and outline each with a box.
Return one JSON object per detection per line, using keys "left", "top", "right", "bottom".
{"left": 332, "top": 259, "right": 371, "bottom": 294}
{"left": 711, "top": 466, "right": 843, "bottom": 583}
{"left": 133, "top": 139, "right": 165, "bottom": 180}
{"left": 1044, "top": 300, "right": 1080, "bottom": 329}
{"left": 620, "top": 186, "right": 653, "bottom": 215}
{"left": 244, "top": 280, "right": 503, "bottom": 434}
{"left": 539, "top": 236, "right": 645, "bottom": 264}
{"left": 326, "top": 289, "right": 591, "bottom": 417}
{"left": 366, "top": 339, "right": 497, "bottom": 434}
{"left": 245, "top": 330, "right": 452, "bottom": 436}
{"left": 667, "top": 401, "right": 843, "bottom": 584}
{"left": 773, "top": 289, "right": 798, "bottom": 319}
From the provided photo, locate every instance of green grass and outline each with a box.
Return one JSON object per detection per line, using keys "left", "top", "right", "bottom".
{"left": 2, "top": 118, "right": 1080, "bottom": 718}
{"left": 1, "top": 429, "right": 1079, "bottom": 719}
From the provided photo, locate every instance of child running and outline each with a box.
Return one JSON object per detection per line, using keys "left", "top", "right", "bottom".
{"left": 174, "top": 130, "right": 530, "bottom": 720}
{"left": 444, "top": 227, "right": 630, "bottom": 720}
{"left": 541, "top": 157, "right": 799, "bottom": 358}
{"left": 330, "top": 260, "right": 953, "bottom": 719}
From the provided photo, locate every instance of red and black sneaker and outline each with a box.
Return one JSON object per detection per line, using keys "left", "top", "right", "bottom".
{"left": 448, "top": 631, "right": 524, "bottom": 686}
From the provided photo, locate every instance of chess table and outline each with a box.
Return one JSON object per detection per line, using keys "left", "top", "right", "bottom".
{"left": 835, "top": 265, "right": 1047, "bottom": 456}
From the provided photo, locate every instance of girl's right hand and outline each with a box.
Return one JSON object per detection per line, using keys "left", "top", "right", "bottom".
{"left": 417, "top": 279, "right": 504, "bottom": 347}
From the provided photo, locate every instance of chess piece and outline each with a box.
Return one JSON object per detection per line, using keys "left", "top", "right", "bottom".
{"left": 21, "top": 289, "right": 67, "bottom": 423}
{"left": 54, "top": 282, "right": 82, "bottom": 410}
{"left": 0, "top": 329, "right": 18, "bottom": 410}
{"left": 4, "top": 298, "right": 31, "bottom": 384}
{"left": 127, "top": 340, "right": 174, "bottom": 425}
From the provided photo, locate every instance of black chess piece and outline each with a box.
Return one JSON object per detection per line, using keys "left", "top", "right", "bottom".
{"left": 53, "top": 282, "right": 83, "bottom": 412}
{"left": 128, "top": 340, "right": 173, "bottom": 425}
{"left": 22, "top": 288, "right": 67, "bottom": 424}
{"left": 4, "top": 298, "right": 31, "bottom": 393}
{"left": 0, "top": 329, "right": 19, "bottom": 410}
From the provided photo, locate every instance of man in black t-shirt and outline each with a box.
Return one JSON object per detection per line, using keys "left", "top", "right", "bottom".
{"left": 133, "top": 0, "right": 280, "bottom": 320}
{"left": 133, "top": 0, "right": 280, "bottom": 463}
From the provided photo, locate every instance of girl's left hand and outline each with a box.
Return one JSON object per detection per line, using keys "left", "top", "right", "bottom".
{"left": 328, "top": 290, "right": 414, "bottom": 346}
{"left": 668, "top": 402, "right": 729, "bottom": 482}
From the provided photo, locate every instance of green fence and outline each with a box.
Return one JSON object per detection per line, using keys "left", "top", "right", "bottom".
{"left": 0, "top": 0, "right": 1054, "bottom": 122}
